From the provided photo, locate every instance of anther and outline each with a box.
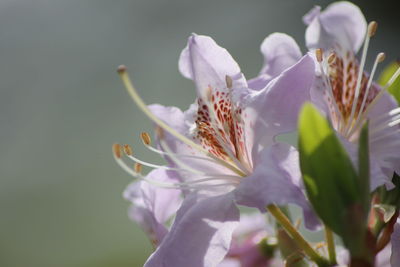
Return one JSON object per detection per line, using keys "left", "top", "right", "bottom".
{"left": 113, "top": 144, "right": 122, "bottom": 159}
{"left": 316, "top": 48, "right": 323, "bottom": 63}
{"left": 368, "top": 21, "right": 378, "bottom": 37}
{"left": 117, "top": 65, "right": 127, "bottom": 74}
{"left": 155, "top": 126, "right": 165, "bottom": 140}
{"left": 206, "top": 86, "right": 213, "bottom": 102}
{"left": 141, "top": 132, "right": 151, "bottom": 145}
{"left": 134, "top": 163, "right": 142, "bottom": 173}
{"left": 225, "top": 75, "right": 233, "bottom": 89}
{"left": 327, "top": 53, "right": 336, "bottom": 65}
{"left": 377, "top": 52, "right": 386, "bottom": 63}
{"left": 123, "top": 144, "right": 133, "bottom": 156}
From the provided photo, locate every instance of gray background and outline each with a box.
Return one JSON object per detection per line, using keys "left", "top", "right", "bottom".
{"left": 1, "top": 0, "right": 398, "bottom": 266}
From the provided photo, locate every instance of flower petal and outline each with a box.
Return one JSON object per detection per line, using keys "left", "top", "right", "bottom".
{"left": 123, "top": 168, "right": 182, "bottom": 246}
{"left": 248, "top": 33, "right": 302, "bottom": 90}
{"left": 148, "top": 103, "right": 238, "bottom": 180}
{"left": 145, "top": 193, "right": 240, "bottom": 267}
{"left": 217, "top": 258, "right": 241, "bottom": 267}
{"left": 390, "top": 218, "right": 400, "bottom": 267}
{"left": 304, "top": 2, "right": 367, "bottom": 52}
{"left": 369, "top": 91, "right": 400, "bottom": 180}
{"left": 234, "top": 143, "right": 320, "bottom": 230}
{"left": 243, "top": 54, "right": 314, "bottom": 158}
{"left": 178, "top": 34, "right": 247, "bottom": 100}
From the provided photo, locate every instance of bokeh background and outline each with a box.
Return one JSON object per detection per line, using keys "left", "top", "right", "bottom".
{"left": 1, "top": 0, "right": 399, "bottom": 266}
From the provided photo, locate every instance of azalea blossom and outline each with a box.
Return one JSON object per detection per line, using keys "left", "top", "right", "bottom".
{"left": 303, "top": 1, "right": 400, "bottom": 190}
{"left": 218, "top": 213, "right": 282, "bottom": 267}
{"left": 115, "top": 33, "right": 318, "bottom": 266}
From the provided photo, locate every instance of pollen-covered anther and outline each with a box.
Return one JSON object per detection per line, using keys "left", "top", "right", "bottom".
{"left": 141, "top": 132, "right": 151, "bottom": 145}
{"left": 117, "top": 65, "right": 127, "bottom": 74}
{"left": 155, "top": 126, "right": 165, "bottom": 140}
{"left": 206, "top": 86, "right": 213, "bottom": 102}
{"left": 315, "top": 48, "right": 323, "bottom": 63}
{"left": 113, "top": 143, "right": 122, "bottom": 159}
{"left": 134, "top": 163, "right": 142, "bottom": 173}
{"left": 368, "top": 21, "right": 378, "bottom": 37}
{"left": 123, "top": 144, "right": 133, "bottom": 156}
{"left": 327, "top": 53, "right": 336, "bottom": 65}
{"left": 225, "top": 75, "right": 233, "bottom": 89}
{"left": 377, "top": 52, "right": 386, "bottom": 63}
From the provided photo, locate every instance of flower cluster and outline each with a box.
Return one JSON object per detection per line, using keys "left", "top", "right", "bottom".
{"left": 114, "top": 2, "right": 400, "bottom": 266}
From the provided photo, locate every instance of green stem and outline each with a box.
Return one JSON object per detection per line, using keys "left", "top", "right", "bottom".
{"left": 267, "top": 204, "right": 330, "bottom": 267}
{"left": 324, "top": 226, "right": 336, "bottom": 264}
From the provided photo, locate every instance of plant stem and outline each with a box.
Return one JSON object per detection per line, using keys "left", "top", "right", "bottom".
{"left": 267, "top": 204, "right": 330, "bottom": 267}
{"left": 324, "top": 226, "right": 336, "bottom": 264}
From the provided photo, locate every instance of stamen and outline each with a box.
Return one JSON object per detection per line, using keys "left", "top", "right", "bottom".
{"left": 123, "top": 144, "right": 133, "bottom": 156}
{"left": 370, "top": 110, "right": 400, "bottom": 129}
{"left": 316, "top": 53, "right": 345, "bottom": 130}
{"left": 159, "top": 138, "right": 207, "bottom": 175}
{"left": 371, "top": 114, "right": 400, "bottom": 135}
{"left": 225, "top": 75, "right": 233, "bottom": 89}
{"left": 113, "top": 143, "right": 240, "bottom": 190}
{"left": 315, "top": 48, "right": 323, "bottom": 63}
{"left": 117, "top": 66, "right": 207, "bottom": 155}
{"left": 368, "top": 21, "right": 378, "bottom": 38}
{"left": 227, "top": 82, "right": 252, "bottom": 170}
{"left": 370, "top": 128, "right": 400, "bottom": 143}
{"left": 345, "top": 21, "right": 377, "bottom": 133}
{"left": 143, "top": 141, "right": 219, "bottom": 164}
{"left": 113, "top": 143, "right": 122, "bottom": 159}
{"left": 327, "top": 53, "right": 336, "bottom": 65}
{"left": 201, "top": 91, "right": 251, "bottom": 175}
{"left": 134, "top": 163, "right": 142, "bottom": 173}
{"left": 113, "top": 150, "right": 180, "bottom": 189}
{"left": 141, "top": 132, "right": 151, "bottom": 145}
{"left": 354, "top": 65, "right": 400, "bottom": 127}
{"left": 125, "top": 153, "right": 180, "bottom": 171}
{"left": 347, "top": 52, "right": 386, "bottom": 137}
{"left": 117, "top": 65, "right": 245, "bottom": 176}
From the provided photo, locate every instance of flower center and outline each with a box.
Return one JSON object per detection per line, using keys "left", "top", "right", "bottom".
{"left": 113, "top": 66, "right": 254, "bottom": 191}
{"left": 327, "top": 51, "right": 378, "bottom": 124}
{"left": 315, "top": 21, "right": 400, "bottom": 141}
{"left": 193, "top": 84, "right": 251, "bottom": 174}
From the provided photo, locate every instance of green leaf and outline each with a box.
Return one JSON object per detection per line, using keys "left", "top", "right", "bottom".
{"left": 378, "top": 61, "right": 400, "bottom": 104}
{"left": 298, "top": 103, "right": 362, "bottom": 236}
{"left": 276, "top": 223, "right": 308, "bottom": 267}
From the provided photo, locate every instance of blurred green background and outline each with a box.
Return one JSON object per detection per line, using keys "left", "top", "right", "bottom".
{"left": 1, "top": 0, "right": 398, "bottom": 266}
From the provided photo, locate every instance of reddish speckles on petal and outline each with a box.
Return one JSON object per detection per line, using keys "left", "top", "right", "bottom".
{"left": 327, "top": 50, "right": 379, "bottom": 124}
{"left": 194, "top": 87, "right": 247, "bottom": 164}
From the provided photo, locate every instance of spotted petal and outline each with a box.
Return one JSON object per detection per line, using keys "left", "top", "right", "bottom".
{"left": 304, "top": 2, "right": 367, "bottom": 52}
{"left": 145, "top": 193, "right": 240, "bottom": 267}
{"left": 148, "top": 103, "right": 239, "bottom": 182}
